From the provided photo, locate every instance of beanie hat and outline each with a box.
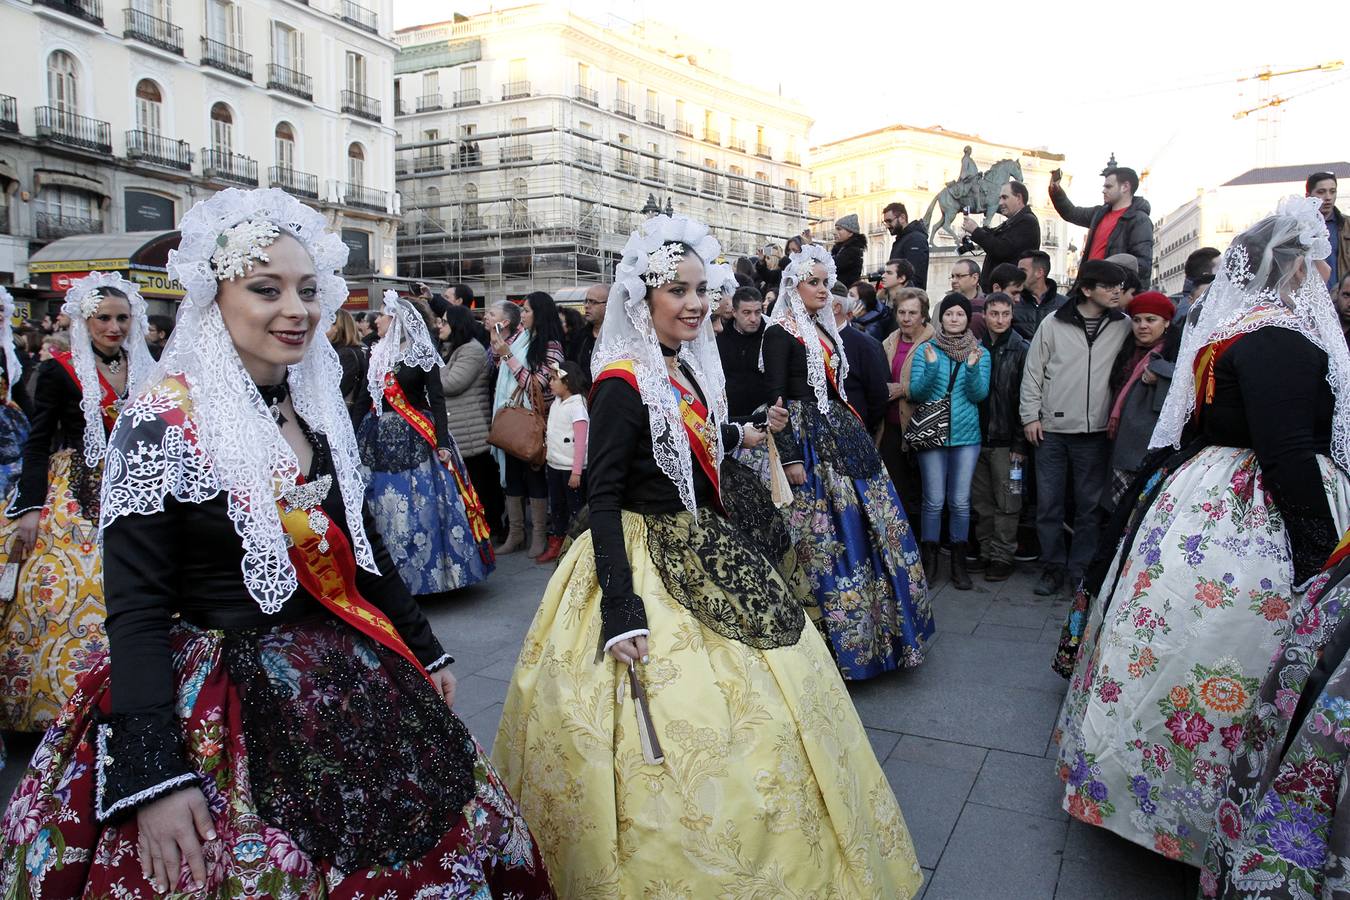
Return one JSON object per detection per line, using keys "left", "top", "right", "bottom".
{"left": 1126, "top": 291, "right": 1174, "bottom": 321}
{"left": 835, "top": 213, "right": 860, "bottom": 235}
{"left": 938, "top": 292, "right": 973, "bottom": 324}
{"left": 1104, "top": 252, "right": 1139, "bottom": 275}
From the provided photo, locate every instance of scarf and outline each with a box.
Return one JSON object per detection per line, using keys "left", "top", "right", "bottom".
{"left": 490, "top": 326, "right": 531, "bottom": 485}
{"left": 933, "top": 327, "right": 980, "bottom": 363}
{"left": 1107, "top": 342, "right": 1161, "bottom": 439}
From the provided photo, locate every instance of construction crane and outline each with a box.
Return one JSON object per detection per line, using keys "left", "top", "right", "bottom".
{"left": 1230, "top": 60, "right": 1343, "bottom": 164}
{"left": 1233, "top": 60, "right": 1345, "bottom": 119}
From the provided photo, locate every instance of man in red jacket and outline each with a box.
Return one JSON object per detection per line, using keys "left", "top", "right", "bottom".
{"left": 1049, "top": 166, "right": 1155, "bottom": 288}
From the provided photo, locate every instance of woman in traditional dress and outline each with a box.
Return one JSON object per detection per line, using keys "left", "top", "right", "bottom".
{"left": 760, "top": 243, "right": 932, "bottom": 679}
{"left": 0, "top": 272, "right": 153, "bottom": 732}
{"left": 0, "top": 187, "right": 551, "bottom": 897}
{"left": 493, "top": 214, "right": 923, "bottom": 899}
{"left": 360, "top": 290, "right": 493, "bottom": 596}
{"left": 0, "top": 287, "right": 31, "bottom": 498}
{"left": 1054, "top": 196, "right": 1350, "bottom": 865}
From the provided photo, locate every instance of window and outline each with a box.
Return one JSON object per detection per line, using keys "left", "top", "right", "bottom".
{"left": 425, "top": 185, "right": 441, "bottom": 225}
{"left": 210, "top": 102, "right": 233, "bottom": 154}
{"left": 347, "top": 142, "right": 365, "bottom": 187}
{"left": 131, "top": 0, "right": 168, "bottom": 16}
{"left": 646, "top": 88, "right": 657, "bottom": 110}
{"left": 576, "top": 62, "right": 590, "bottom": 88}
{"left": 34, "top": 185, "right": 102, "bottom": 233}
{"left": 509, "top": 59, "right": 526, "bottom": 82}
{"left": 274, "top": 121, "right": 295, "bottom": 169}
{"left": 421, "top": 71, "right": 438, "bottom": 95}
{"left": 345, "top": 52, "right": 366, "bottom": 94}
{"left": 616, "top": 78, "right": 629, "bottom": 102}
{"left": 271, "top": 21, "right": 303, "bottom": 70}
{"left": 47, "top": 51, "right": 78, "bottom": 113}
{"left": 509, "top": 177, "right": 528, "bottom": 226}
{"left": 206, "top": 0, "right": 242, "bottom": 45}
{"left": 135, "top": 79, "right": 162, "bottom": 134}
{"left": 459, "top": 66, "right": 476, "bottom": 91}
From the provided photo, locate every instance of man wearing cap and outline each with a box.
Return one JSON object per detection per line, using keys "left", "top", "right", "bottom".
{"left": 831, "top": 214, "right": 869, "bottom": 288}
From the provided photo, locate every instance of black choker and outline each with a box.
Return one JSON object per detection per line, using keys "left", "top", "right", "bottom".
{"left": 93, "top": 345, "right": 124, "bottom": 375}
{"left": 257, "top": 380, "right": 289, "bottom": 427}
{"left": 659, "top": 343, "right": 679, "bottom": 358}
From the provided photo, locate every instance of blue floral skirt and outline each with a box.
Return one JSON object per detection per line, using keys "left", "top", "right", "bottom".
{"left": 0, "top": 404, "right": 29, "bottom": 499}
{"left": 784, "top": 399, "right": 933, "bottom": 679}
{"left": 359, "top": 411, "right": 493, "bottom": 596}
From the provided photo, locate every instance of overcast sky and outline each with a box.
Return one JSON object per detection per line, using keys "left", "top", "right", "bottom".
{"left": 392, "top": 0, "right": 1350, "bottom": 218}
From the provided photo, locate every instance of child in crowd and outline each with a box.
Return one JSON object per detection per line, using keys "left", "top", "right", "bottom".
{"left": 537, "top": 360, "right": 589, "bottom": 563}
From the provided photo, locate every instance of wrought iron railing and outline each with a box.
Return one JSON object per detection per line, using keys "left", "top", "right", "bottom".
{"left": 340, "top": 90, "right": 381, "bottom": 121}
{"left": 673, "top": 119, "right": 693, "bottom": 137}
{"left": 452, "top": 89, "right": 479, "bottom": 107}
{"left": 35, "top": 211, "right": 102, "bottom": 240}
{"left": 342, "top": 183, "right": 387, "bottom": 211}
{"left": 126, "top": 129, "right": 192, "bottom": 170}
{"left": 702, "top": 127, "right": 720, "bottom": 146}
{"left": 413, "top": 152, "right": 444, "bottom": 173}
{"left": 267, "top": 64, "right": 312, "bottom": 100}
{"left": 201, "top": 37, "right": 252, "bottom": 79}
{"left": 573, "top": 85, "right": 598, "bottom": 106}
{"left": 202, "top": 148, "right": 259, "bottom": 186}
{"left": 644, "top": 108, "right": 665, "bottom": 128}
{"left": 755, "top": 143, "right": 772, "bottom": 160}
{"left": 500, "top": 140, "right": 532, "bottom": 163}
{"left": 502, "top": 81, "right": 530, "bottom": 100}
{"left": 339, "top": 0, "right": 376, "bottom": 33}
{"left": 123, "top": 8, "right": 182, "bottom": 53}
{"left": 35, "top": 0, "right": 102, "bottom": 25}
{"left": 0, "top": 96, "right": 17, "bottom": 134}
{"left": 614, "top": 99, "right": 635, "bottom": 119}
{"left": 268, "top": 166, "right": 318, "bottom": 199}
{"left": 34, "top": 106, "right": 112, "bottom": 153}
{"left": 416, "top": 93, "right": 442, "bottom": 112}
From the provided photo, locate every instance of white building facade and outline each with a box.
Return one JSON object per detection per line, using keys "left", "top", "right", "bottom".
{"left": 393, "top": 6, "right": 812, "bottom": 302}
{"left": 0, "top": 0, "right": 400, "bottom": 311}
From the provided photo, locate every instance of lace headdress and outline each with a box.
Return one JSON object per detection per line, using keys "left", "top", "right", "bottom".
{"left": 99, "top": 187, "right": 371, "bottom": 614}
{"left": 0, "top": 286, "right": 21, "bottom": 402}
{"left": 769, "top": 243, "right": 847, "bottom": 412}
{"left": 367, "top": 289, "right": 440, "bottom": 415}
{"left": 61, "top": 271, "right": 155, "bottom": 466}
{"left": 591, "top": 214, "right": 724, "bottom": 513}
{"left": 1152, "top": 195, "right": 1350, "bottom": 469}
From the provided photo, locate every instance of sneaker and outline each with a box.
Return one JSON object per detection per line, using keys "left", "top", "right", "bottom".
{"left": 985, "top": 560, "right": 1014, "bottom": 582}
{"left": 1034, "top": 567, "right": 1064, "bottom": 597}
{"left": 1015, "top": 533, "right": 1041, "bottom": 562}
{"left": 969, "top": 555, "right": 988, "bottom": 572}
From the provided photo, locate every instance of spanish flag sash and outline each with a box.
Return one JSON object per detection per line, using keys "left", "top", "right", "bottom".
{"left": 594, "top": 359, "right": 723, "bottom": 509}
{"left": 803, "top": 334, "right": 861, "bottom": 423}
{"left": 1192, "top": 306, "right": 1286, "bottom": 411}
{"left": 381, "top": 372, "right": 493, "bottom": 556}
{"left": 52, "top": 349, "right": 122, "bottom": 432}
{"left": 1325, "top": 528, "right": 1350, "bottom": 574}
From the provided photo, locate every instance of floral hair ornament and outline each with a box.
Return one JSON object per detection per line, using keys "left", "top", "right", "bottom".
{"left": 210, "top": 218, "right": 282, "bottom": 281}
{"left": 704, "top": 262, "right": 737, "bottom": 310}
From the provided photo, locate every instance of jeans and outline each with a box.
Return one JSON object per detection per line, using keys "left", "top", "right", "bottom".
{"left": 545, "top": 466, "right": 585, "bottom": 537}
{"left": 916, "top": 443, "right": 981, "bottom": 543}
{"left": 1034, "top": 431, "right": 1110, "bottom": 575}
{"left": 503, "top": 455, "right": 547, "bottom": 500}
{"left": 971, "top": 446, "right": 1023, "bottom": 563}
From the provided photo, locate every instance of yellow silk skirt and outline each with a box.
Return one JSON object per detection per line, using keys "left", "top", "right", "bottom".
{"left": 493, "top": 511, "right": 923, "bottom": 899}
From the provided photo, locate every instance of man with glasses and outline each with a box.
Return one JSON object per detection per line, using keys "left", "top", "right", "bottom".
{"left": 884, "top": 201, "right": 929, "bottom": 290}
{"left": 571, "top": 282, "right": 608, "bottom": 373}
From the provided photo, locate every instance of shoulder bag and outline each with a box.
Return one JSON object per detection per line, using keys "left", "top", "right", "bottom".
{"left": 903, "top": 356, "right": 962, "bottom": 451}
{"left": 488, "top": 371, "right": 548, "bottom": 467}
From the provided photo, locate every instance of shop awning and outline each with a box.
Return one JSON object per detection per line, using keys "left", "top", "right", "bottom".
{"left": 27, "top": 230, "right": 183, "bottom": 298}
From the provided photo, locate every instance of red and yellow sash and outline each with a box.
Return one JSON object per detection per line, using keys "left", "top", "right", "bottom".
{"left": 381, "top": 373, "right": 493, "bottom": 556}
{"left": 1326, "top": 528, "right": 1350, "bottom": 574}
{"left": 52, "top": 350, "right": 121, "bottom": 432}
{"left": 806, "top": 334, "right": 862, "bottom": 423}
{"left": 1193, "top": 306, "right": 1290, "bottom": 411}
{"left": 595, "top": 359, "right": 723, "bottom": 510}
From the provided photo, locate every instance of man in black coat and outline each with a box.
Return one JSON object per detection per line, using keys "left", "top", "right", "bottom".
{"left": 962, "top": 181, "right": 1040, "bottom": 293}
{"left": 831, "top": 214, "right": 868, "bottom": 288}
{"left": 1049, "top": 165, "right": 1155, "bottom": 288}
{"left": 716, "top": 286, "right": 771, "bottom": 418}
{"left": 884, "top": 201, "right": 929, "bottom": 289}
{"left": 972, "top": 292, "right": 1030, "bottom": 580}
{"left": 830, "top": 290, "right": 888, "bottom": 433}
{"left": 1013, "top": 250, "right": 1068, "bottom": 340}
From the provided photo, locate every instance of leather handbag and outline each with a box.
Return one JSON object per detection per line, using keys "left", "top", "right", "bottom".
{"left": 488, "top": 375, "right": 548, "bottom": 466}
{"left": 903, "top": 361, "right": 961, "bottom": 451}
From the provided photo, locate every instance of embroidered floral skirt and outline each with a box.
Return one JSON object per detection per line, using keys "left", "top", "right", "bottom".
{"left": 785, "top": 399, "right": 932, "bottom": 680}
{"left": 0, "top": 403, "right": 29, "bottom": 501}
{"left": 0, "top": 448, "right": 107, "bottom": 732}
{"left": 492, "top": 511, "right": 923, "bottom": 899}
{"left": 1054, "top": 446, "right": 1350, "bottom": 866}
{"left": 1194, "top": 544, "right": 1350, "bottom": 898}
{"left": 0, "top": 616, "right": 553, "bottom": 898}
{"left": 360, "top": 411, "right": 493, "bottom": 596}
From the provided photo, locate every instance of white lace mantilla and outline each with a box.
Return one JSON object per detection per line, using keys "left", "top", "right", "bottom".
{"left": 0, "top": 286, "right": 21, "bottom": 400}
{"left": 766, "top": 244, "right": 846, "bottom": 412}
{"left": 368, "top": 289, "right": 440, "bottom": 415}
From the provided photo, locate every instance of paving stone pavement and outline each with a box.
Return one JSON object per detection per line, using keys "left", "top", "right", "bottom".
{"left": 0, "top": 549, "right": 1204, "bottom": 898}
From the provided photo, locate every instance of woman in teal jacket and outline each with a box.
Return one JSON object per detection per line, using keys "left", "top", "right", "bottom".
{"left": 908, "top": 293, "right": 991, "bottom": 589}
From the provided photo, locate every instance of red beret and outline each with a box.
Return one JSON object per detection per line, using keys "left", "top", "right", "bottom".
{"left": 1127, "top": 291, "right": 1174, "bottom": 321}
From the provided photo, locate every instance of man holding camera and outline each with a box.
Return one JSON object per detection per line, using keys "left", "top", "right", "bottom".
{"left": 960, "top": 181, "right": 1041, "bottom": 293}
{"left": 1049, "top": 165, "right": 1155, "bottom": 288}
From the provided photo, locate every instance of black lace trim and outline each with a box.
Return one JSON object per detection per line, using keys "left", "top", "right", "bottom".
{"left": 645, "top": 509, "right": 804, "bottom": 650}
{"left": 94, "top": 711, "right": 197, "bottom": 823}
{"left": 1284, "top": 499, "right": 1340, "bottom": 588}
{"left": 222, "top": 629, "right": 477, "bottom": 872}
{"left": 599, "top": 593, "right": 648, "bottom": 649}
{"left": 720, "top": 456, "right": 792, "bottom": 562}
{"left": 69, "top": 439, "right": 103, "bottom": 521}
{"left": 799, "top": 398, "right": 884, "bottom": 479}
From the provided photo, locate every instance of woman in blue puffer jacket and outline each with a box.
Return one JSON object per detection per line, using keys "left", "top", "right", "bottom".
{"left": 908, "top": 292, "right": 991, "bottom": 590}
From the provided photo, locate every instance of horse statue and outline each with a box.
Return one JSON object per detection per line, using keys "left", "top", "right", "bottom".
{"left": 922, "top": 158, "right": 1024, "bottom": 244}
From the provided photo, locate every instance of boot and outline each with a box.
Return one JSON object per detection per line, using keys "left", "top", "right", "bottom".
{"left": 496, "top": 496, "right": 526, "bottom": 554}
{"left": 536, "top": 535, "right": 564, "bottom": 564}
{"left": 920, "top": 541, "right": 940, "bottom": 583}
{"left": 527, "top": 498, "right": 549, "bottom": 558}
{"left": 950, "top": 541, "right": 973, "bottom": 590}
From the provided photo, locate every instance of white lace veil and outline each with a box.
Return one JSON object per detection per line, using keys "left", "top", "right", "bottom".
{"left": 1151, "top": 195, "right": 1350, "bottom": 469}
{"left": 0, "top": 287, "right": 21, "bottom": 402}
{"left": 768, "top": 243, "right": 847, "bottom": 412}
{"left": 591, "top": 214, "right": 723, "bottom": 513}
{"left": 60, "top": 271, "right": 154, "bottom": 467}
{"left": 367, "top": 289, "right": 440, "bottom": 415}
{"left": 99, "top": 187, "right": 374, "bottom": 615}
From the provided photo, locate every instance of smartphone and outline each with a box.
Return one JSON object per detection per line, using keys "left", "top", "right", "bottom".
{"left": 494, "top": 323, "right": 503, "bottom": 335}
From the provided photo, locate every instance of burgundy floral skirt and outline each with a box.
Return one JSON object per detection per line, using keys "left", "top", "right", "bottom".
{"left": 0, "top": 618, "right": 553, "bottom": 898}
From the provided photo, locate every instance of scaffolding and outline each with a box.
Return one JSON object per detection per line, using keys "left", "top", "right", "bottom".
{"left": 394, "top": 97, "right": 810, "bottom": 302}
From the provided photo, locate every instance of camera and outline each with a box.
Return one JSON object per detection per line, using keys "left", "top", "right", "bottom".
{"left": 956, "top": 207, "right": 978, "bottom": 255}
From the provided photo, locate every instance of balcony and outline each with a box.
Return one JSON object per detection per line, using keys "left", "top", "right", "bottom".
{"left": 755, "top": 143, "right": 772, "bottom": 160}
{"left": 701, "top": 174, "right": 721, "bottom": 196}
{"left": 267, "top": 63, "right": 312, "bottom": 100}
{"left": 673, "top": 170, "right": 696, "bottom": 191}
{"left": 674, "top": 119, "right": 693, "bottom": 137}
{"left": 614, "top": 99, "right": 636, "bottom": 120}
{"left": 267, "top": 166, "right": 318, "bottom": 199}
{"left": 702, "top": 127, "right": 720, "bottom": 146}
{"left": 728, "top": 137, "right": 746, "bottom": 153}
{"left": 500, "top": 140, "right": 532, "bottom": 163}
{"left": 645, "top": 108, "right": 665, "bottom": 129}
{"left": 396, "top": 99, "right": 409, "bottom": 116}
{"left": 785, "top": 151, "right": 801, "bottom": 166}
{"left": 573, "top": 84, "right": 598, "bottom": 107}
{"left": 202, "top": 148, "right": 259, "bottom": 186}
{"left": 754, "top": 186, "right": 771, "bottom": 207}
{"left": 647, "top": 165, "right": 665, "bottom": 184}
{"left": 340, "top": 90, "right": 381, "bottom": 122}
{"left": 0, "top": 96, "right": 16, "bottom": 134}
{"left": 452, "top": 88, "right": 479, "bottom": 107}
{"left": 123, "top": 8, "right": 182, "bottom": 54}
{"left": 201, "top": 37, "right": 252, "bottom": 80}
{"left": 35, "top": 0, "right": 102, "bottom": 26}
{"left": 35, "top": 212, "right": 102, "bottom": 240}
{"left": 339, "top": 0, "right": 376, "bottom": 33}
{"left": 575, "top": 146, "right": 601, "bottom": 167}
{"left": 413, "top": 152, "right": 444, "bottom": 173}
{"left": 502, "top": 80, "right": 530, "bottom": 100}
{"left": 727, "top": 181, "right": 747, "bottom": 202}
{"left": 416, "top": 93, "right": 442, "bottom": 112}
{"left": 616, "top": 156, "right": 637, "bottom": 177}
{"left": 452, "top": 146, "right": 481, "bottom": 169}
{"left": 34, "top": 107, "right": 112, "bottom": 154}
{"left": 342, "top": 182, "right": 387, "bottom": 212}
{"left": 125, "top": 129, "right": 192, "bottom": 170}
